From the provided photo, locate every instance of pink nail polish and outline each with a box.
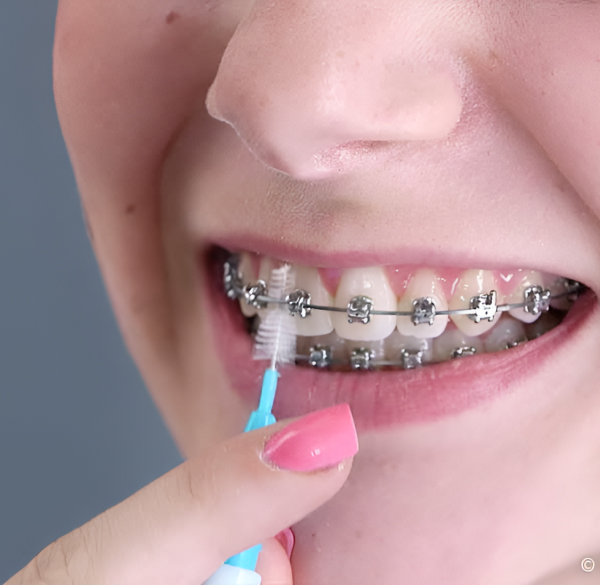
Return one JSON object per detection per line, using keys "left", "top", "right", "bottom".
{"left": 262, "top": 404, "right": 358, "bottom": 472}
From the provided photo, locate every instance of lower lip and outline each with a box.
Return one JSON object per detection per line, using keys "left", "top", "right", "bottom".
{"left": 206, "top": 252, "right": 596, "bottom": 431}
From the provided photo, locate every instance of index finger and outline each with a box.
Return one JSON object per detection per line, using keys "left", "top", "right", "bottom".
{"left": 8, "top": 404, "right": 357, "bottom": 584}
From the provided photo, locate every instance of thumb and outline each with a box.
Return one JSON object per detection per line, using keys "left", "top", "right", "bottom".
{"left": 8, "top": 403, "right": 358, "bottom": 585}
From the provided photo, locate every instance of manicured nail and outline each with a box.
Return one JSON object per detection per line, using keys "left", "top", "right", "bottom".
{"left": 275, "top": 528, "right": 295, "bottom": 559}
{"left": 262, "top": 404, "right": 358, "bottom": 472}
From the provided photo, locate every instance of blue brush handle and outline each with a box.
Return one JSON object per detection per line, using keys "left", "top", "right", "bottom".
{"left": 244, "top": 368, "right": 278, "bottom": 432}
{"left": 223, "top": 368, "right": 279, "bottom": 576}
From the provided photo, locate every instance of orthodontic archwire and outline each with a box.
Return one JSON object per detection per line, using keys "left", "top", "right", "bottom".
{"left": 224, "top": 255, "right": 582, "bottom": 323}
{"left": 224, "top": 255, "right": 583, "bottom": 372}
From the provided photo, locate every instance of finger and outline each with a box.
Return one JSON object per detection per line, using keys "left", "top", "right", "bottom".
{"left": 8, "top": 403, "right": 357, "bottom": 585}
{"left": 255, "top": 537, "right": 293, "bottom": 585}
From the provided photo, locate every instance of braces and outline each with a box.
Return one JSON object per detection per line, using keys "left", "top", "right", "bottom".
{"left": 224, "top": 255, "right": 581, "bottom": 371}
{"left": 294, "top": 340, "right": 532, "bottom": 370}
{"left": 294, "top": 344, "right": 492, "bottom": 371}
{"left": 224, "top": 255, "right": 580, "bottom": 324}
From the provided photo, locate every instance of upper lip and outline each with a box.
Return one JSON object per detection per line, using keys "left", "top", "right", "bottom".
{"left": 187, "top": 133, "right": 600, "bottom": 293}
{"left": 185, "top": 94, "right": 600, "bottom": 295}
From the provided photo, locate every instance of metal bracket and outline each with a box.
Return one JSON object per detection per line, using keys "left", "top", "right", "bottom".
{"left": 223, "top": 255, "right": 242, "bottom": 300}
{"left": 286, "top": 289, "right": 312, "bottom": 318}
{"left": 400, "top": 348, "right": 424, "bottom": 369}
{"left": 244, "top": 281, "right": 269, "bottom": 310}
{"left": 411, "top": 297, "right": 437, "bottom": 326}
{"left": 563, "top": 278, "right": 582, "bottom": 302}
{"left": 469, "top": 291, "right": 498, "bottom": 323}
{"left": 523, "top": 286, "right": 551, "bottom": 315}
{"left": 350, "top": 347, "right": 375, "bottom": 370}
{"left": 451, "top": 346, "right": 477, "bottom": 359}
{"left": 347, "top": 296, "right": 373, "bottom": 324}
{"left": 308, "top": 345, "right": 332, "bottom": 368}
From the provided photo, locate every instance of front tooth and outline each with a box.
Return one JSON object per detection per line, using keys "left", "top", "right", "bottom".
{"left": 294, "top": 265, "right": 334, "bottom": 336}
{"left": 397, "top": 269, "right": 449, "bottom": 339}
{"left": 332, "top": 267, "right": 397, "bottom": 341}
{"left": 238, "top": 252, "right": 259, "bottom": 317}
{"left": 433, "top": 327, "right": 485, "bottom": 362}
{"left": 449, "top": 269, "right": 501, "bottom": 336}
{"left": 483, "top": 316, "right": 527, "bottom": 353}
{"left": 506, "top": 270, "right": 545, "bottom": 323}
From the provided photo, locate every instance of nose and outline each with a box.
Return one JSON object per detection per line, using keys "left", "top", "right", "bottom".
{"left": 206, "top": 0, "right": 465, "bottom": 179}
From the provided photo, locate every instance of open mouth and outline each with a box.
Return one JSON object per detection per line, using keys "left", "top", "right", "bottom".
{"left": 207, "top": 246, "right": 594, "bottom": 429}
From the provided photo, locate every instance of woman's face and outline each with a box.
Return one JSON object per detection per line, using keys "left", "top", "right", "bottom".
{"left": 54, "top": 1, "right": 600, "bottom": 583}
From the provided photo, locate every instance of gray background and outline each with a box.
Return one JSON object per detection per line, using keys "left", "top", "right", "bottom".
{"left": 0, "top": 2, "right": 183, "bottom": 579}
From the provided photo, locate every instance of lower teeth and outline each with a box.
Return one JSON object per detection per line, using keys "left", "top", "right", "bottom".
{"left": 249, "top": 309, "right": 568, "bottom": 371}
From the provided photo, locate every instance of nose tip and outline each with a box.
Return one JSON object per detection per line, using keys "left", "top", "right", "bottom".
{"left": 206, "top": 10, "right": 464, "bottom": 179}
{"left": 206, "top": 80, "right": 328, "bottom": 178}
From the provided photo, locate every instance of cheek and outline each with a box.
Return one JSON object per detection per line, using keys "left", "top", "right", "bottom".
{"left": 482, "top": 4, "right": 600, "bottom": 219}
{"left": 52, "top": 0, "right": 248, "bottom": 438}
{"left": 54, "top": 0, "right": 242, "bottom": 190}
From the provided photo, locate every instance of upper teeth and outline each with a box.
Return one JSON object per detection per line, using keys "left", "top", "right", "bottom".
{"left": 224, "top": 254, "right": 580, "bottom": 346}
{"left": 294, "top": 265, "right": 333, "bottom": 335}
{"left": 397, "top": 268, "right": 448, "bottom": 338}
{"left": 332, "top": 267, "right": 397, "bottom": 341}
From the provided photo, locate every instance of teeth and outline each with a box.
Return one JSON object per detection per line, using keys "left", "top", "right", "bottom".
{"left": 483, "top": 316, "right": 527, "bottom": 353}
{"left": 233, "top": 253, "right": 576, "bottom": 370}
{"left": 348, "top": 339, "right": 386, "bottom": 358}
{"left": 449, "top": 269, "right": 501, "bottom": 336}
{"left": 348, "top": 340, "right": 387, "bottom": 370}
{"left": 397, "top": 269, "right": 449, "bottom": 339}
{"left": 505, "top": 270, "right": 545, "bottom": 323}
{"left": 433, "top": 326, "right": 485, "bottom": 362}
{"left": 546, "top": 275, "right": 580, "bottom": 311}
{"left": 332, "top": 267, "right": 397, "bottom": 341}
{"left": 297, "top": 332, "right": 347, "bottom": 366}
{"left": 294, "top": 266, "right": 334, "bottom": 336}
{"left": 247, "top": 256, "right": 276, "bottom": 316}
{"left": 297, "top": 332, "right": 347, "bottom": 357}
{"left": 243, "top": 256, "right": 281, "bottom": 317}
{"left": 385, "top": 330, "right": 433, "bottom": 364}
{"left": 238, "top": 252, "right": 259, "bottom": 317}
{"left": 258, "top": 256, "right": 275, "bottom": 288}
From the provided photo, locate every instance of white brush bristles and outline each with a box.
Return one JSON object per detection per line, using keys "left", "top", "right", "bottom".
{"left": 253, "top": 264, "right": 297, "bottom": 368}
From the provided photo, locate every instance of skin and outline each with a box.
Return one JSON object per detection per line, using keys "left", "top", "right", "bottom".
{"left": 10, "top": 0, "right": 600, "bottom": 583}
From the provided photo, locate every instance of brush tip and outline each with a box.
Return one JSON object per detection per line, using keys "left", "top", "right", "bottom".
{"left": 253, "top": 264, "right": 298, "bottom": 366}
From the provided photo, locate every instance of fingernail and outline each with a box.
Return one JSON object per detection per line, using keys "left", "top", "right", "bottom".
{"left": 262, "top": 404, "right": 358, "bottom": 472}
{"left": 275, "top": 528, "right": 295, "bottom": 559}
